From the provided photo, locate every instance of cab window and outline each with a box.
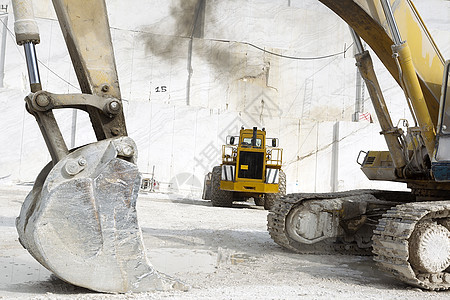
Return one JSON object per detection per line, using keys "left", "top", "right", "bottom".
{"left": 242, "top": 137, "right": 262, "bottom": 147}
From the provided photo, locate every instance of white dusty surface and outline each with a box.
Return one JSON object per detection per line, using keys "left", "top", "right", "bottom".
{"left": 0, "top": 186, "right": 449, "bottom": 300}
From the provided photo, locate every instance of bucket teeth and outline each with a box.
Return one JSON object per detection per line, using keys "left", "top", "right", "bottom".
{"left": 16, "top": 137, "right": 188, "bottom": 293}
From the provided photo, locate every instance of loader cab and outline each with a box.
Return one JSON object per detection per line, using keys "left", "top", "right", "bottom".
{"left": 239, "top": 127, "right": 265, "bottom": 149}
{"left": 431, "top": 60, "right": 450, "bottom": 181}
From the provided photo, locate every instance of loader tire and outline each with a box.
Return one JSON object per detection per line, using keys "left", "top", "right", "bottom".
{"left": 254, "top": 197, "right": 265, "bottom": 206}
{"left": 202, "top": 172, "right": 212, "bottom": 200}
{"left": 210, "top": 166, "right": 233, "bottom": 207}
{"left": 264, "top": 170, "right": 286, "bottom": 210}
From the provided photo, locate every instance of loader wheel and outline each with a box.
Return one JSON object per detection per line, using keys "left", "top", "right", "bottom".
{"left": 210, "top": 166, "right": 233, "bottom": 207}
{"left": 254, "top": 197, "right": 265, "bottom": 206}
{"left": 202, "top": 172, "right": 212, "bottom": 200}
{"left": 264, "top": 170, "right": 286, "bottom": 210}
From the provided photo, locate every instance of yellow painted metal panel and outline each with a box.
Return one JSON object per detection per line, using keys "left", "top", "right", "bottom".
{"left": 319, "top": 0, "right": 445, "bottom": 126}
{"left": 352, "top": 0, "right": 445, "bottom": 95}
{"left": 220, "top": 180, "right": 279, "bottom": 194}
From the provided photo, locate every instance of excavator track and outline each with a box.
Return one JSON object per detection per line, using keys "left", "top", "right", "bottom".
{"left": 373, "top": 201, "right": 450, "bottom": 291}
{"left": 267, "top": 190, "right": 414, "bottom": 256}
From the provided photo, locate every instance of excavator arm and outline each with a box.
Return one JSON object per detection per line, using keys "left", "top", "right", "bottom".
{"left": 52, "top": 0, "right": 127, "bottom": 140}
{"left": 12, "top": 0, "right": 186, "bottom": 293}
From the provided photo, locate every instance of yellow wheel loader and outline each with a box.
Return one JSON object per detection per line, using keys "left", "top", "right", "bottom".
{"left": 11, "top": 0, "right": 186, "bottom": 293}
{"left": 268, "top": 0, "right": 450, "bottom": 291}
{"left": 203, "top": 127, "right": 285, "bottom": 210}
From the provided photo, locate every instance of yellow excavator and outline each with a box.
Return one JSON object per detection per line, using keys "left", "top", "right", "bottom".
{"left": 268, "top": 0, "right": 450, "bottom": 291}
{"left": 11, "top": 0, "right": 449, "bottom": 294}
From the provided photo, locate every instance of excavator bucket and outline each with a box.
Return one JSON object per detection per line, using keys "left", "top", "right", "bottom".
{"left": 16, "top": 137, "right": 187, "bottom": 292}
{"left": 12, "top": 0, "right": 188, "bottom": 292}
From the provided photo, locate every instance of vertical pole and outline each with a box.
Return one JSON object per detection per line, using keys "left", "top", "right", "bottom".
{"left": 0, "top": 14, "right": 7, "bottom": 88}
{"left": 353, "top": 69, "right": 363, "bottom": 122}
{"left": 70, "top": 109, "right": 77, "bottom": 148}
{"left": 151, "top": 165, "right": 155, "bottom": 192}
{"left": 314, "top": 122, "right": 319, "bottom": 192}
{"left": 331, "top": 121, "right": 339, "bottom": 192}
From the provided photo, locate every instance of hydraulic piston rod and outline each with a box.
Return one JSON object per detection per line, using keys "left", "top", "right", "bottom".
{"left": 380, "top": 0, "right": 436, "bottom": 159}
{"left": 23, "top": 42, "right": 41, "bottom": 92}
{"left": 380, "top": 0, "right": 402, "bottom": 45}
{"left": 12, "top": 0, "right": 42, "bottom": 92}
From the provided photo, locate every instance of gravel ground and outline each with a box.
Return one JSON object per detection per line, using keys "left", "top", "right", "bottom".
{"left": 0, "top": 185, "right": 449, "bottom": 299}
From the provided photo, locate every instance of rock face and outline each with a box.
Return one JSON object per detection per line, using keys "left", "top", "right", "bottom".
{"left": 15, "top": 137, "right": 187, "bottom": 293}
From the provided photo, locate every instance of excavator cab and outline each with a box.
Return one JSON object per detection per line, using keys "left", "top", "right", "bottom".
{"left": 432, "top": 61, "right": 450, "bottom": 181}
{"left": 12, "top": 0, "right": 186, "bottom": 293}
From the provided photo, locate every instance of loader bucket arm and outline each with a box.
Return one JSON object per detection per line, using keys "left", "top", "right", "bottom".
{"left": 12, "top": 0, "right": 187, "bottom": 293}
